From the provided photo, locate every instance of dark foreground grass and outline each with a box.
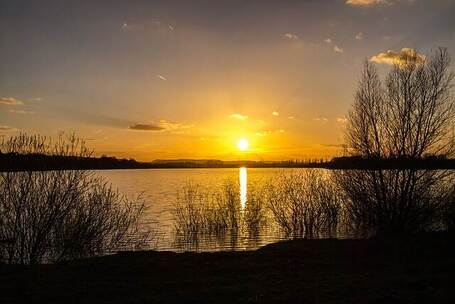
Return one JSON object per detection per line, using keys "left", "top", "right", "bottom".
{"left": 1, "top": 233, "right": 454, "bottom": 304}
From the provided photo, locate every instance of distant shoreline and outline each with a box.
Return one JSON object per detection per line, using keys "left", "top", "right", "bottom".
{"left": 1, "top": 153, "right": 455, "bottom": 171}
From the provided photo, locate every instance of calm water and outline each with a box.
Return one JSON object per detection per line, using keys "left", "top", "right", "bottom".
{"left": 97, "top": 168, "right": 298, "bottom": 252}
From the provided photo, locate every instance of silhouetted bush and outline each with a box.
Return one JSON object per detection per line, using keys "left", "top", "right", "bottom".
{"left": 266, "top": 170, "right": 341, "bottom": 238}
{"left": 333, "top": 169, "right": 454, "bottom": 236}
{"left": 0, "top": 133, "right": 150, "bottom": 264}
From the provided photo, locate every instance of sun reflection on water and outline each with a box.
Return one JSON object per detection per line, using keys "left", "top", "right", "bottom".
{"left": 239, "top": 167, "right": 247, "bottom": 209}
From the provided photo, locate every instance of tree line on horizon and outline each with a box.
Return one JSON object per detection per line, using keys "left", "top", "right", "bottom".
{"left": 1, "top": 148, "right": 455, "bottom": 171}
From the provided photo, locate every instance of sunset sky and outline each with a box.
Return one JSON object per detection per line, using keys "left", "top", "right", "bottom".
{"left": 1, "top": 0, "right": 455, "bottom": 161}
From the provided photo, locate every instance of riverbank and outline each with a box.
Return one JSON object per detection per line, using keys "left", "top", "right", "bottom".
{"left": 2, "top": 233, "right": 454, "bottom": 303}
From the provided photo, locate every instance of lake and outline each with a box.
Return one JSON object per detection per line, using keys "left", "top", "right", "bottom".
{"left": 97, "top": 168, "right": 298, "bottom": 252}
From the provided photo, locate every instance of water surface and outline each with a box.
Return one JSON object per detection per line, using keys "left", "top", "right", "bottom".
{"left": 97, "top": 168, "right": 294, "bottom": 251}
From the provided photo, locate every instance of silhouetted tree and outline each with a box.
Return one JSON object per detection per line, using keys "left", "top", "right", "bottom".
{"left": 346, "top": 48, "right": 454, "bottom": 158}
{"left": 337, "top": 48, "right": 455, "bottom": 236}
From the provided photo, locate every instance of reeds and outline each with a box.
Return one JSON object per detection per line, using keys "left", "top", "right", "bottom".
{"left": 172, "top": 181, "right": 242, "bottom": 236}
{"left": 266, "top": 169, "right": 341, "bottom": 238}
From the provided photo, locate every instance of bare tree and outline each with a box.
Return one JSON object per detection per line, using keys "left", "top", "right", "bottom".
{"left": 337, "top": 48, "right": 455, "bottom": 236}
{"left": 346, "top": 48, "right": 454, "bottom": 158}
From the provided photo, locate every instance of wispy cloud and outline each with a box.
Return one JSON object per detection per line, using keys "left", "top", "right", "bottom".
{"left": 313, "top": 117, "right": 328, "bottom": 123}
{"left": 337, "top": 117, "right": 348, "bottom": 123}
{"left": 284, "top": 33, "right": 298, "bottom": 40}
{"left": 334, "top": 45, "right": 344, "bottom": 53}
{"left": 256, "top": 129, "right": 285, "bottom": 137}
{"left": 129, "top": 120, "right": 194, "bottom": 133}
{"left": 0, "top": 125, "right": 15, "bottom": 131}
{"left": 0, "top": 97, "right": 24, "bottom": 105}
{"left": 346, "top": 0, "right": 414, "bottom": 6}
{"left": 272, "top": 111, "right": 280, "bottom": 116}
{"left": 323, "top": 38, "right": 343, "bottom": 53}
{"left": 370, "top": 48, "right": 425, "bottom": 65}
{"left": 346, "top": 0, "right": 389, "bottom": 5}
{"left": 121, "top": 22, "right": 144, "bottom": 32}
{"left": 9, "top": 109, "right": 34, "bottom": 115}
{"left": 129, "top": 123, "right": 165, "bottom": 131}
{"left": 158, "top": 120, "right": 194, "bottom": 133}
{"left": 229, "top": 113, "right": 248, "bottom": 120}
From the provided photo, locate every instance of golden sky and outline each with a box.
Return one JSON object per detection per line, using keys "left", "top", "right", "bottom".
{"left": 1, "top": 0, "right": 455, "bottom": 160}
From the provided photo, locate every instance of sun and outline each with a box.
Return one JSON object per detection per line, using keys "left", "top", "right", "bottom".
{"left": 237, "top": 138, "right": 249, "bottom": 151}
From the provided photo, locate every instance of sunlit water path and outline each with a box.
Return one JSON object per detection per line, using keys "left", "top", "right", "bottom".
{"left": 97, "top": 168, "right": 294, "bottom": 251}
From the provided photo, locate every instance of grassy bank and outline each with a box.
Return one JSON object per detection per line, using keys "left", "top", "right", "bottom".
{"left": 1, "top": 233, "right": 454, "bottom": 304}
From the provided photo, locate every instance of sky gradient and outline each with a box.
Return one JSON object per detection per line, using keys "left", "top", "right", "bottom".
{"left": 1, "top": 0, "right": 455, "bottom": 160}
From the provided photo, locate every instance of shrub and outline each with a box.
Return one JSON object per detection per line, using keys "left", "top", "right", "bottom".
{"left": 0, "top": 133, "right": 150, "bottom": 264}
{"left": 266, "top": 169, "right": 341, "bottom": 238}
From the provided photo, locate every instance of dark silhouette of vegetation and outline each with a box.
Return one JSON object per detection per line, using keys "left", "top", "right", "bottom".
{"left": 337, "top": 47, "right": 455, "bottom": 236}
{"left": 2, "top": 152, "right": 455, "bottom": 171}
{"left": 266, "top": 170, "right": 341, "bottom": 238}
{"left": 346, "top": 47, "right": 454, "bottom": 159}
{"left": 0, "top": 133, "right": 151, "bottom": 264}
{"left": 172, "top": 181, "right": 267, "bottom": 250}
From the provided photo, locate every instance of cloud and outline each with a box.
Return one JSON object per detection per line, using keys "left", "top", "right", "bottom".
{"left": 355, "top": 32, "right": 363, "bottom": 40}
{"left": 284, "top": 33, "right": 298, "bottom": 40}
{"left": 256, "top": 130, "right": 272, "bottom": 137}
{"left": 129, "top": 120, "right": 194, "bottom": 133}
{"left": 255, "top": 129, "right": 285, "bottom": 137}
{"left": 323, "top": 39, "right": 343, "bottom": 53}
{"left": 158, "top": 120, "right": 194, "bottom": 133}
{"left": 334, "top": 45, "right": 343, "bottom": 53}
{"left": 129, "top": 123, "right": 165, "bottom": 131}
{"left": 157, "top": 74, "right": 167, "bottom": 81}
{"left": 337, "top": 117, "right": 348, "bottom": 123}
{"left": 272, "top": 111, "right": 279, "bottom": 116}
{"left": 346, "top": 0, "right": 390, "bottom": 6}
{"left": 370, "top": 48, "right": 425, "bottom": 65}
{"left": 313, "top": 117, "right": 328, "bottom": 123}
{"left": 288, "top": 116, "right": 295, "bottom": 120}
{"left": 229, "top": 113, "right": 248, "bottom": 120}
{"left": 9, "top": 109, "right": 34, "bottom": 115}
{"left": 0, "top": 125, "right": 16, "bottom": 131}
{"left": 121, "top": 22, "right": 144, "bottom": 32}
{"left": 0, "top": 97, "right": 24, "bottom": 105}
{"left": 346, "top": 0, "right": 414, "bottom": 6}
